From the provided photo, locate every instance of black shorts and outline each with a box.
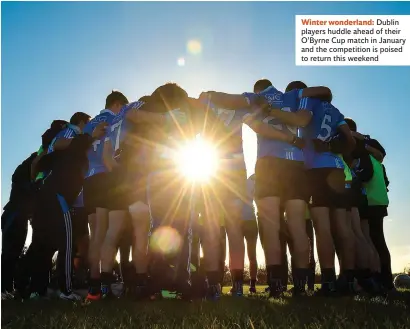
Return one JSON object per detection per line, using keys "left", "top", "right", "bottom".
{"left": 106, "top": 171, "right": 147, "bottom": 211}
{"left": 241, "top": 220, "right": 258, "bottom": 243}
{"left": 255, "top": 157, "right": 308, "bottom": 202}
{"left": 307, "top": 168, "right": 349, "bottom": 209}
{"left": 70, "top": 207, "right": 89, "bottom": 240}
{"left": 210, "top": 168, "right": 247, "bottom": 203}
{"left": 83, "top": 173, "right": 111, "bottom": 215}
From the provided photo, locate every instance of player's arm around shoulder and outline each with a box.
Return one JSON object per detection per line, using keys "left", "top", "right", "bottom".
{"left": 199, "top": 91, "right": 251, "bottom": 110}
{"left": 301, "top": 86, "right": 332, "bottom": 102}
{"left": 242, "top": 113, "right": 293, "bottom": 143}
{"left": 268, "top": 96, "right": 313, "bottom": 127}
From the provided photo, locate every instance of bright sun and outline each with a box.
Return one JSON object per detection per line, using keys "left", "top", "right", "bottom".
{"left": 175, "top": 137, "right": 218, "bottom": 182}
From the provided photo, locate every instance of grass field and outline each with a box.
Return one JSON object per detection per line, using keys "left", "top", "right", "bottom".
{"left": 2, "top": 286, "right": 409, "bottom": 329}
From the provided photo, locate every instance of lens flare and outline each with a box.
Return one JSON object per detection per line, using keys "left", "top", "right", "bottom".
{"left": 177, "top": 57, "right": 185, "bottom": 66}
{"left": 187, "top": 40, "right": 202, "bottom": 55}
{"left": 150, "top": 226, "right": 182, "bottom": 255}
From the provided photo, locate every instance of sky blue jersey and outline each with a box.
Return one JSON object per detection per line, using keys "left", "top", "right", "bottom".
{"left": 47, "top": 124, "right": 81, "bottom": 153}
{"left": 243, "top": 87, "right": 304, "bottom": 161}
{"left": 299, "top": 98, "right": 346, "bottom": 169}
{"left": 204, "top": 100, "right": 249, "bottom": 170}
{"left": 83, "top": 109, "right": 116, "bottom": 178}
{"left": 106, "top": 101, "right": 145, "bottom": 154}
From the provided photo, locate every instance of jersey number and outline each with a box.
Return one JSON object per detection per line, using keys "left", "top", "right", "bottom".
{"left": 217, "top": 109, "right": 235, "bottom": 127}
{"left": 317, "top": 114, "right": 332, "bottom": 141}
{"left": 111, "top": 120, "right": 123, "bottom": 151}
{"left": 92, "top": 140, "right": 101, "bottom": 152}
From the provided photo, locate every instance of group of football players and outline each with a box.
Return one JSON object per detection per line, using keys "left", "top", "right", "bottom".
{"left": 1, "top": 79, "right": 393, "bottom": 303}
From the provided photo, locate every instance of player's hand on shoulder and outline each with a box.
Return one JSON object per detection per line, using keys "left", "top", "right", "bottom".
{"left": 92, "top": 122, "right": 108, "bottom": 139}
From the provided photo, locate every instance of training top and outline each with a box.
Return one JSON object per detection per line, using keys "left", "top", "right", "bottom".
{"left": 298, "top": 98, "right": 346, "bottom": 169}
{"left": 243, "top": 86, "right": 304, "bottom": 162}
{"left": 83, "top": 109, "right": 116, "bottom": 178}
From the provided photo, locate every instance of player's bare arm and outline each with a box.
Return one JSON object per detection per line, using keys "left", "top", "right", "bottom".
{"left": 52, "top": 137, "right": 73, "bottom": 151}
{"left": 338, "top": 124, "right": 356, "bottom": 154}
{"left": 199, "top": 91, "right": 250, "bottom": 110}
{"left": 268, "top": 108, "right": 312, "bottom": 127}
{"left": 301, "top": 86, "right": 332, "bottom": 101}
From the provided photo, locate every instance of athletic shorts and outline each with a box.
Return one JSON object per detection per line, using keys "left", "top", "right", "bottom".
{"left": 241, "top": 220, "right": 258, "bottom": 242}
{"left": 210, "top": 168, "right": 247, "bottom": 204}
{"left": 83, "top": 172, "right": 111, "bottom": 215}
{"left": 307, "top": 168, "right": 349, "bottom": 209}
{"left": 106, "top": 170, "right": 147, "bottom": 211}
{"left": 255, "top": 157, "right": 308, "bottom": 202}
{"left": 70, "top": 207, "right": 89, "bottom": 240}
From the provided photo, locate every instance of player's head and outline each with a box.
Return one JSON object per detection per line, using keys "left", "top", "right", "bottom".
{"left": 70, "top": 112, "right": 91, "bottom": 132}
{"left": 151, "top": 82, "right": 189, "bottom": 112}
{"left": 138, "top": 95, "right": 151, "bottom": 103}
{"left": 42, "top": 120, "right": 68, "bottom": 149}
{"left": 285, "top": 81, "right": 307, "bottom": 92}
{"left": 345, "top": 118, "right": 357, "bottom": 132}
{"left": 105, "top": 90, "right": 129, "bottom": 114}
{"left": 253, "top": 79, "right": 272, "bottom": 93}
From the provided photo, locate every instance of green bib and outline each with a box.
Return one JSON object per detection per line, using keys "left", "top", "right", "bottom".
{"left": 35, "top": 146, "right": 45, "bottom": 182}
{"left": 338, "top": 154, "right": 352, "bottom": 182}
{"left": 364, "top": 155, "right": 389, "bottom": 206}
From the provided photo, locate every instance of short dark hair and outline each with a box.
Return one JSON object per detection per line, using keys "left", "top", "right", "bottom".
{"left": 105, "top": 90, "right": 129, "bottom": 109}
{"left": 138, "top": 95, "right": 151, "bottom": 103}
{"left": 254, "top": 79, "right": 272, "bottom": 93}
{"left": 286, "top": 81, "right": 307, "bottom": 92}
{"left": 344, "top": 118, "right": 357, "bottom": 132}
{"left": 151, "top": 82, "right": 188, "bottom": 110}
{"left": 70, "top": 112, "right": 91, "bottom": 126}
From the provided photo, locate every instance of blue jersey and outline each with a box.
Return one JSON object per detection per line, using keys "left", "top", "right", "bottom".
{"left": 83, "top": 109, "right": 116, "bottom": 178}
{"left": 107, "top": 101, "right": 145, "bottom": 154}
{"left": 300, "top": 98, "right": 346, "bottom": 169}
{"left": 48, "top": 124, "right": 81, "bottom": 153}
{"left": 244, "top": 87, "right": 304, "bottom": 161}
{"left": 242, "top": 177, "right": 256, "bottom": 221}
{"left": 205, "top": 101, "right": 249, "bottom": 170}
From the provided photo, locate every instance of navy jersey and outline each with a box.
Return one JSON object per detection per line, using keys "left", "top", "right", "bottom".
{"left": 48, "top": 124, "right": 81, "bottom": 154}
{"left": 83, "top": 109, "right": 116, "bottom": 178}
{"left": 242, "top": 176, "right": 256, "bottom": 221}
{"left": 300, "top": 98, "right": 346, "bottom": 169}
{"left": 72, "top": 189, "right": 84, "bottom": 207}
{"left": 244, "top": 87, "right": 304, "bottom": 161}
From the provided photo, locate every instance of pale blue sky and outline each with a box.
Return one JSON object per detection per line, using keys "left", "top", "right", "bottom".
{"left": 2, "top": 2, "right": 410, "bottom": 271}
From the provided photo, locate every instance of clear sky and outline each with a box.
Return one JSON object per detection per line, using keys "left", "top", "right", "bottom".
{"left": 2, "top": 1, "right": 410, "bottom": 272}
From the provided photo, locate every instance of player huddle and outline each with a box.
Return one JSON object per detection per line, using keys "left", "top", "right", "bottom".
{"left": 1, "top": 80, "right": 393, "bottom": 303}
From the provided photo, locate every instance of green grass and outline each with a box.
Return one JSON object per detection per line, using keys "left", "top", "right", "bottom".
{"left": 2, "top": 286, "right": 409, "bottom": 329}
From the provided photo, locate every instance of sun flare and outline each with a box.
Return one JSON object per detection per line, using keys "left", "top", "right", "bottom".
{"left": 175, "top": 137, "right": 218, "bottom": 182}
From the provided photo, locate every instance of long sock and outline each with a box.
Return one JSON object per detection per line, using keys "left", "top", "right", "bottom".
{"left": 307, "top": 268, "right": 315, "bottom": 290}
{"left": 88, "top": 278, "right": 101, "bottom": 295}
{"left": 101, "top": 272, "right": 114, "bottom": 295}
{"left": 207, "top": 271, "right": 220, "bottom": 286}
{"left": 267, "top": 265, "right": 283, "bottom": 292}
{"left": 231, "top": 269, "right": 244, "bottom": 283}
{"left": 321, "top": 268, "right": 336, "bottom": 291}
{"left": 250, "top": 279, "right": 256, "bottom": 288}
{"left": 293, "top": 268, "right": 308, "bottom": 292}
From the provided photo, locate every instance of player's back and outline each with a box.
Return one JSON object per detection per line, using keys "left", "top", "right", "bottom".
{"left": 83, "top": 110, "right": 116, "bottom": 178}
{"left": 302, "top": 99, "right": 345, "bottom": 169}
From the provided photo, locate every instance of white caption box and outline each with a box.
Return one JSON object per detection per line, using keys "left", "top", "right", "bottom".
{"left": 295, "top": 15, "right": 410, "bottom": 66}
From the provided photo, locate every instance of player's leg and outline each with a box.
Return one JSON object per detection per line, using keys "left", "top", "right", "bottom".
{"left": 1, "top": 210, "right": 28, "bottom": 297}
{"left": 305, "top": 218, "right": 316, "bottom": 291}
{"left": 308, "top": 169, "right": 337, "bottom": 295}
{"left": 283, "top": 160, "right": 310, "bottom": 295}
{"left": 225, "top": 199, "right": 245, "bottom": 296}
{"left": 83, "top": 174, "right": 110, "bottom": 299}
{"left": 368, "top": 206, "right": 393, "bottom": 290}
{"left": 254, "top": 158, "right": 283, "bottom": 297}
{"left": 198, "top": 185, "right": 222, "bottom": 299}
{"left": 129, "top": 196, "right": 150, "bottom": 298}
{"left": 243, "top": 220, "right": 258, "bottom": 293}
{"left": 360, "top": 218, "right": 382, "bottom": 285}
